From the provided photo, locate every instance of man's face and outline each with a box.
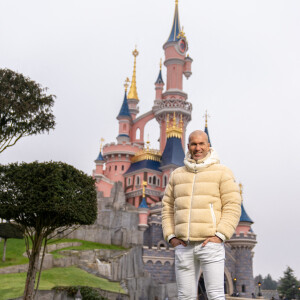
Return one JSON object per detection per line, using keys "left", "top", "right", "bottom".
{"left": 188, "top": 133, "right": 210, "bottom": 161}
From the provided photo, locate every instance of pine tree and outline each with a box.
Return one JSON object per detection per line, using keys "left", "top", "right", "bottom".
{"left": 278, "top": 267, "right": 299, "bottom": 300}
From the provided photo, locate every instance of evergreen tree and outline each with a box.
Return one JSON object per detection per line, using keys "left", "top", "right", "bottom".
{"left": 263, "top": 274, "right": 277, "bottom": 290}
{"left": 278, "top": 267, "right": 299, "bottom": 300}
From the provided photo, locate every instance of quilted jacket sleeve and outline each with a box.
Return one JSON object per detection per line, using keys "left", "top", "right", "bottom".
{"left": 162, "top": 172, "right": 175, "bottom": 241}
{"left": 216, "top": 168, "right": 242, "bottom": 240}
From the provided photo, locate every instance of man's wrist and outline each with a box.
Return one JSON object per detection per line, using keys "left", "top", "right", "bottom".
{"left": 167, "top": 234, "right": 176, "bottom": 243}
{"left": 215, "top": 232, "right": 226, "bottom": 242}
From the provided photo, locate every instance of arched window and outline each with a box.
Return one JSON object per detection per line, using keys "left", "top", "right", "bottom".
{"left": 163, "top": 175, "right": 168, "bottom": 187}
{"left": 148, "top": 176, "right": 152, "bottom": 184}
{"left": 109, "top": 166, "right": 111, "bottom": 172}
{"left": 153, "top": 176, "right": 156, "bottom": 185}
{"left": 136, "top": 176, "right": 140, "bottom": 186}
{"left": 121, "top": 165, "right": 124, "bottom": 171}
{"left": 115, "top": 165, "right": 117, "bottom": 171}
{"left": 128, "top": 178, "right": 131, "bottom": 185}
{"left": 136, "top": 128, "right": 140, "bottom": 140}
{"left": 157, "top": 178, "right": 160, "bottom": 187}
{"left": 242, "top": 285, "right": 246, "bottom": 293}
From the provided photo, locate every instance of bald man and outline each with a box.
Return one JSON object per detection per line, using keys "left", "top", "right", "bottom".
{"left": 162, "top": 130, "right": 241, "bottom": 300}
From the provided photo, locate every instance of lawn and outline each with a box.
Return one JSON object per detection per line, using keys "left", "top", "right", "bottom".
{"left": 0, "top": 266, "right": 125, "bottom": 300}
{"left": 0, "top": 238, "right": 125, "bottom": 266}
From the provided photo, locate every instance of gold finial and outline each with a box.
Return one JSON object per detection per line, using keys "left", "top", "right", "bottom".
{"left": 239, "top": 183, "right": 244, "bottom": 202}
{"left": 203, "top": 110, "right": 210, "bottom": 128}
{"left": 124, "top": 77, "right": 130, "bottom": 92}
{"left": 166, "top": 112, "right": 183, "bottom": 139}
{"left": 100, "top": 138, "right": 105, "bottom": 152}
{"left": 160, "top": 58, "right": 162, "bottom": 70}
{"left": 146, "top": 135, "right": 150, "bottom": 150}
{"left": 177, "top": 26, "right": 186, "bottom": 40}
{"left": 142, "top": 181, "right": 147, "bottom": 198}
{"left": 175, "top": 0, "right": 178, "bottom": 4}
{"left": 128, "top": 47, "right": 139, "bottom": 100}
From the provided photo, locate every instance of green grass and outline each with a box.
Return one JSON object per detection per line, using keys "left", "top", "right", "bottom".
{"left": 0, "top": 238, "right": 126, "bottom": 265}
{"left": 0, "top": 266, "right": 125, "bottom": 300}
{"left": 0, "top": 238, "right": 28, "bottom": 268}
{"left": 49, "top": 238, "right": 125, "bottom": 259}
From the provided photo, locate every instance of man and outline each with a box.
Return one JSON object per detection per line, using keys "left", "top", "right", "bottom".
{"left": 162, "top": 130, "right": 241, "bottom": 300}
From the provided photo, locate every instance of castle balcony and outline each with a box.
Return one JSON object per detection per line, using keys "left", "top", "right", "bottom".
{"left": 227, "top": 232, "right": 257, "bottom": 250}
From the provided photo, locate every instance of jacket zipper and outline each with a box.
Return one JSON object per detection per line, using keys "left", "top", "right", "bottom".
{"left": 187, "top": 171, "right": 197, "bottom": 243}
{"left": 210, "top": 203, "right": 216, "bottom": 228}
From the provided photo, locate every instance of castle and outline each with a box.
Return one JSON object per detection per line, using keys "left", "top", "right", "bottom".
{"left": 88, "top": 1, "right": 257, "bottom": 298}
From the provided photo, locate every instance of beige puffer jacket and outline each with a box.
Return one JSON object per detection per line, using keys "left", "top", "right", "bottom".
{"left": 162, "top": 149, "right": 241, "bottom": 242}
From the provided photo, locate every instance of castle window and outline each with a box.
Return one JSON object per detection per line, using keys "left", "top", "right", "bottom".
{"left": 136, "top": 128, "right": 140, "bottom": 140}
{"left": 163, "top": 175, "right": 168, "bottom": 187}
{"left": 122, "top": 165, "right": 124, "bottom": 171}
{"left": 242, "top": 285, "right": 246, "bottom": 293}
{"left": 109, "top": 166, "right": 111, "bottom": 172}
{"left": 128, "top": 178, "right": 131, "bottom": 185}
{"left": 153, "top": 176, "right": 156, "bottom": 185}
{"left": 157, "top": 178, "right": 160, "bottom": 187}
{"left": 136, "top": 176, "right": 140, "bottom": 186}
{"left": 115, "top": 165, "right": 117, "bottom": 171}
{"left": 148, "top": 176, "right": 152, "bottom": 184}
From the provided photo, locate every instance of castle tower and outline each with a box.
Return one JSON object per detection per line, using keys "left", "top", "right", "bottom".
{"left": 152, "top": 0, "right": 193, "bottom": 153}
{"left": 226, "top": 183, "right": 257, "bottom": 298}
{"left": 155, "top": 59, "right": 165, "bottom": 100}
{"left": 138, "top": 181, "right": 149, "bottom": 231}
{"left": 127, "top": 48, "right": 140, "bottom": 120}
{"left": 94, "top": 138, "right": 105, "bottom": 176}
{"left": 117, "top": 80, "right": 132, "bottom": 144}
{"left": 204, "top": 110, "right": 212, "bottom": 146}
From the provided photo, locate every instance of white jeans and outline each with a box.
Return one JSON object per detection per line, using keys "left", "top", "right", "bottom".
{"left": 175, "top": 242, "right": 225, "bottom": 300}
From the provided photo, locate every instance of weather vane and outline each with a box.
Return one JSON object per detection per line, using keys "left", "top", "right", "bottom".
{"left": 100, "top": 138, "right": 105, "bottom": 152}
{"left": 203, "top": 110, "right": 210, "bottom": 127}
{"left": 124, "top": 77, "right": 130, "bottom": 91}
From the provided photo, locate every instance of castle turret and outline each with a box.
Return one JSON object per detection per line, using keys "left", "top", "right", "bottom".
{"left": 155, "top": 59, "right": 164, "bottom": 100}
{"left": 127, "top": 48, "right": 140, "bottom": 120}
{"left": 94, "top": 138, "right": 105, "bottom": 176}
{"left": 152, "top": 0, "right": 192, "bottom": 153}
{"left": 138, "top": 181, "right": 149, "bottom": 231}
{"left": 204, "top": 110, "right": 212, "bottom": 146}
{"left": 117, "top": 81, "right": 132, "bottom": 143}
{"left": 226, "top": 183, "right": 257, "bottom": 298}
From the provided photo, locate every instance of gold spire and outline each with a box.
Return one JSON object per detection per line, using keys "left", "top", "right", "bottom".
{"left": 127, "top": 47, "right": 139, "bottom": 100}
{"left": 124, "top": 77, "right": 130, "bottom": 92}
{"left": 100, "top": 138, "right": 105, "bottom": 152}
{"left": 239, "top": 183, "right": 243, "bottom": 202}
{"left": 203, "top": 110, "right": 210, "bottom": 128}
{"left": 142, "top": 181, "right": 147, "bottom": 198}
{"left": 166, "top": 112, "right": 183, "bottom": 138}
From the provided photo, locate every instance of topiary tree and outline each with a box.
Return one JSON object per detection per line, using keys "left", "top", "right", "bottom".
{"left": 0, "top": 222, "right": 24, "bottom": 262}
{"left": 0, "top": 161, "right": 97, "bottom": 300}
{"left": 0, "top": 68, "right": 55, "bottom": 153}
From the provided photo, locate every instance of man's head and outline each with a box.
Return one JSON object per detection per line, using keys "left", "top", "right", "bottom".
{"left": 187, "top": 130, "right": 210, "bottom": 161}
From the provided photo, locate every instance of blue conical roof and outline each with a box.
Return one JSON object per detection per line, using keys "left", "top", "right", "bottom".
{"left": 139, "top": 197, "right": 148, "bottom": 209}
{"left": 204, "top": 125, "right": 212, "bottom": 147}
{"left": 240, "top": 203, "right": 253, "bottom": 224}
{"left": 155, "top": 69, "right": 164, "bottom": 85}
{"left": 117, "top": 91, "right": 131, "bottom": 119}
{"left": 95, "top": 151, "right": 104, "bottom": 162}
{"left": 161, "top": 136, "right": 185, "bottom": 167}
{"left": 166, "top": 2, "right": 181, "bottom": 43}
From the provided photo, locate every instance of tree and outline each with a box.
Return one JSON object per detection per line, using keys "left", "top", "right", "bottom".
{"left": 263, "top": 274, "right": 277, "bottom": 290}
{"left": 0, "top": 162, "right": 97, "bottom": 300}
{"left": 0, "top": 222, "right": 24, "bottom": 262}
{"left": 0, "top": 68, "right": 55, "bottom": 153}
{"left": 278, "top": 267, "right": 300, "bottom": 300}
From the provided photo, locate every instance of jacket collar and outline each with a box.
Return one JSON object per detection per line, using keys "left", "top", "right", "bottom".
{"left": 184, "top": 148, "right": 220, "bottom": 172}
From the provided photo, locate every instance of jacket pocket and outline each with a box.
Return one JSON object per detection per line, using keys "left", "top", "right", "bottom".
{"left": 210, "top": 203, "right": 216, "bottom": 228}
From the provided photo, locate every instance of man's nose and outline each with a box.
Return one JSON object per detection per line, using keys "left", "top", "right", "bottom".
{"left": 196, "top": 144, "right": 201, "bottom": 150}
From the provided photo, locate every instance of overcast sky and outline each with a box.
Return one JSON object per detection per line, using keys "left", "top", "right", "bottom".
{"left": 1, "top": 0, "right": 300, "bottom": 280}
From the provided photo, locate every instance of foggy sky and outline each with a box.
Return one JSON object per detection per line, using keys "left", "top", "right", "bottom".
{"left": 1, "top": 0, "right": 300, "bottom": 280}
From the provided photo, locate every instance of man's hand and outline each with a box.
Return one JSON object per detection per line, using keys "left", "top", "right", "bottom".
{"left": 201, "top": 236, "right": 223, "bottom": 247}
{"left": 170, "top": 237, "right": 187, "bottom": 248}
